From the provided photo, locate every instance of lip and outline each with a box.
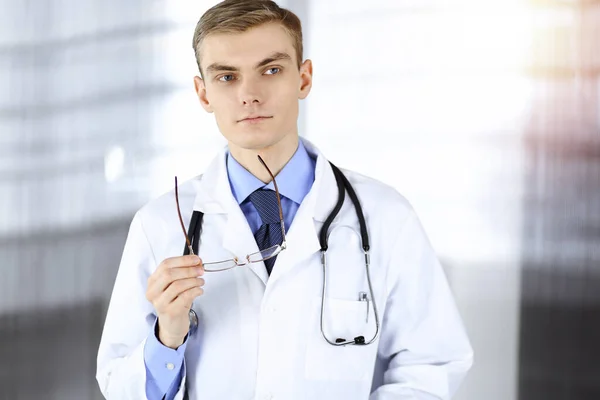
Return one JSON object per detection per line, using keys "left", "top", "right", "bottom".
{"left": 239, "top": 116, "right": 272, "bottom": 123}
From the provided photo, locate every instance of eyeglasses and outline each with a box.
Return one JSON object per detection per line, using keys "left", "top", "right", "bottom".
{"left": 175, "top": 154, "right": 287, "bottom": 272}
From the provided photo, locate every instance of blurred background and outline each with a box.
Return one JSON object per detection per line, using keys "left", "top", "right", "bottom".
{"left": 0, "top": 0, "right": 598, "bottom": 399}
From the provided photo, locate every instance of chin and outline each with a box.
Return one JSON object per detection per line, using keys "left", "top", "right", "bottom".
{"left": 230, "top": 130, "right": 284, "bottom": 151}
{"left": 229, "top": 135, "right": 276, "bottom": 151}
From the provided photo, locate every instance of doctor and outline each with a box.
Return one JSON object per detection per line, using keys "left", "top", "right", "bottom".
{"left": 96, "top": 1, "right": 473, "bottom": 399}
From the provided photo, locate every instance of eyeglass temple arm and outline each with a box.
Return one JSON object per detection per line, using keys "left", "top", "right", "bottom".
{"left": 175, "top": 176, "right": 195, "bottom": 255}
{"left": 257, "top": 155, "right": 286, "bottom": 243}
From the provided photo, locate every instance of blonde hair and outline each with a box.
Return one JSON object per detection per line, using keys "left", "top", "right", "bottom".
{"left": 192, "top": 0, "right": 303, "bottom": 77}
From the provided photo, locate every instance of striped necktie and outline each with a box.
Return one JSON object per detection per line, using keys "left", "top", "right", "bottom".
{"left": 248, "top": 188, "right": 283, "bottom": 275}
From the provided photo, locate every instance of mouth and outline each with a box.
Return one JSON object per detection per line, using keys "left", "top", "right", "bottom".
{"left": 238, "top": 116, "right": 273, "bottom": 123}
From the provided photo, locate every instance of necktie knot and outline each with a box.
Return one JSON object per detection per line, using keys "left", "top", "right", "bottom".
{"left": 248, "top": 189, "right": 281, "bottom": 225}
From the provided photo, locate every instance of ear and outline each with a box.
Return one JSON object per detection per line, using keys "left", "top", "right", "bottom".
{"left": 194, "top": 76, "right": 213, "bottom": 113}
{"left": 298, "top": 59, "right": 313, "bottom": 100}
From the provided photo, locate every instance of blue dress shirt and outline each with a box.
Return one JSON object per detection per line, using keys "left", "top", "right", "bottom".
{"left": 143, "top": 139, "right": 316, "bottom": 400}
{"left": 226, "top": 139, "right": 316, "bottom": 235}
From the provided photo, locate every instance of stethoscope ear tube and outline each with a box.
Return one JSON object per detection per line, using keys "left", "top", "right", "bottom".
{"left": 319, "top": 163, "right": 347, "bottom": 252}
{"left": 183, "top": 210, "right": 203, "bottom": 256}
{"left": 329, "top": 163, "right": 370, "bottom": 252}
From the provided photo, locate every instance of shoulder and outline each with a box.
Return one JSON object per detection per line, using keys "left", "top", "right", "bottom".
{"left": 335, "top": 166, "right": 414, "bottom": 224}
{"left": 122, "top": 175, "right": 204, "bottom": 263}
{"left": 134, "top": 175, "right": 203, "bottom": 230}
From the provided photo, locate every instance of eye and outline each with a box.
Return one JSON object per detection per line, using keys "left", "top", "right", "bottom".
{"left": 264, "top": 67, "right": 281, "bottom": 75}
{"left": 218, "top": 74, "right": 235, "bottom": 82}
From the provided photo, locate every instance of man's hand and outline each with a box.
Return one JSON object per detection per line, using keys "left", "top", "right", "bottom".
{"left": 146, "top": 255, "right": 205, "bottom": 349}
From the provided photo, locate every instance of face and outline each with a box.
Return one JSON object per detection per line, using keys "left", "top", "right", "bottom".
{"left": 194, "top": 23, "right": 312, "bottom": 151}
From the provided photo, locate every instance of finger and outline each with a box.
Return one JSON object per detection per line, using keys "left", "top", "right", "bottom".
{"left": 148, "top": 258, "right": 204, "bottom": 294}
{"left": 153, "top": 263, "right": 203, "bottom": 289}
{"left": 167, "top": 265, "right": 204, "bottom": 280}
{"left": 146, "top": 267, "right": 199, "bottom": 303}
{"left": 171, "top": 286, "right": 205, "bottom": 309}
{"left": 150, "top": 256, "right": 201, "bottom": 285}
{"left": 164, "top": 255, "right": 203, "bottom": 269}
{"left": 149, "top": 272, "right": 202, "bottom": 307}
{"left": 160, "top": 277, "right": 205, "bottom": 306}
{"left": 147, "top": 268, "right": 175, "bottom": 301}
{"left": 159, "top": 265, "right": 204, "bottom": 294}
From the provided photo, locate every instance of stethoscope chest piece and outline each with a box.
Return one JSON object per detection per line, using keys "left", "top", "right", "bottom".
{"left": 188, "top": 309, "right": 199, "bottom": 336}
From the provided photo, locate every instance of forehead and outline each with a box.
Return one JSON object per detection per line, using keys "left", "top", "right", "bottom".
{"left": 200, "top": 23, "right": 296, "bottom": 68}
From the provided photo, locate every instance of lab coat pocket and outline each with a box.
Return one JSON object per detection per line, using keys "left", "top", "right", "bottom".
{"left": 304, "top": 296, "right": 376, "bottom": 381}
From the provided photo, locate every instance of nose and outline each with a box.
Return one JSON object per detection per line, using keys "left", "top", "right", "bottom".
{"left": 238, "top": 78, "right": 262, "bottom": 105}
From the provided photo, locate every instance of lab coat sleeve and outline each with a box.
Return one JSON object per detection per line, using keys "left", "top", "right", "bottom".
{"left": 369, "top": 210, "right": 473, "bottom": 400}
{"left": 144, "top": 319, "right": 188, "bottom": 400}
{"left": 96, "top": 211, "right": 188, "bottom": 400}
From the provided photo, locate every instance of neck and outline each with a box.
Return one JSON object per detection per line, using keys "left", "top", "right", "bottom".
{"left": 228, "top": 134, "right": 300, "bottom": 184}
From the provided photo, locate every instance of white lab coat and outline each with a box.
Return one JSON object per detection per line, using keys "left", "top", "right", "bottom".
{"left": 96, "top": 138, "right": 473, "bottom": 400}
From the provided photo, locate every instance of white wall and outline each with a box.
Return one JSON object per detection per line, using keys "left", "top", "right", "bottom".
{"left": 295, "top": 1, "right": 533, "bottom": 399}
{"left": 0, "top": 0, "right": 224, "bottom": 314}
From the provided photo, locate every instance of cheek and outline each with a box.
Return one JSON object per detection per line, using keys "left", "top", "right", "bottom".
{"left": 273, "top": 84, "right": 299, "bottom": 108}
{"left": 210, "top": 94, "right": 236, "bottom": 119}
{"left": 278, "top": 90, "right": 300, "bottom": 118}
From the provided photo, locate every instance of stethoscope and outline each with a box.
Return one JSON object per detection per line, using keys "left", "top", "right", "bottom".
{"left": 183, "top": 162, "right": 380, "bottom": 346}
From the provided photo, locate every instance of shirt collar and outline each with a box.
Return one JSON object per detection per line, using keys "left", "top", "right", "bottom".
{"left": 226, "top": 138, "right": 315, "bottom": 205}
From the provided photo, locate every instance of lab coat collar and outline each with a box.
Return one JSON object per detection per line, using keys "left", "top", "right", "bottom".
{"left": 191, "top": 137, "right": 340, "bottom": 285}
{"left": 226, "top": 138, "right": 315, "bottom": 206}
{"left": 191, "top": 136, "right": 339, "bottom": 224}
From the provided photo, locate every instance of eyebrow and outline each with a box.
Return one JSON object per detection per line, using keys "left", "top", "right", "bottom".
{"left": 205, "top": 52, "right": 292, "bottom": 75}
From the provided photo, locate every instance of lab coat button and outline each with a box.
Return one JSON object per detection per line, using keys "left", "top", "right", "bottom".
{"left": 165, "top": 362, "right": 175, "bottom": 370}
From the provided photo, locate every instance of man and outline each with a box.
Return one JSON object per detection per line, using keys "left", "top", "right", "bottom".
{"left": 96, "top": 1, "right": 473, "bottom": 399}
